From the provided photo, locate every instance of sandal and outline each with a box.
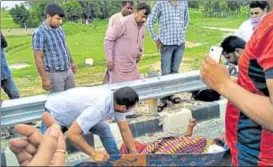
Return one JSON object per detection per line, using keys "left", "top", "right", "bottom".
{"left": 168, "top": 96, "right": 182, "bottom": 104}
{"left": 157, "top": 101, "right": 167, "bottom": 112}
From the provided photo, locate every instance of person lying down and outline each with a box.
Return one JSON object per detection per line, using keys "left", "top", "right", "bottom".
{"left": 120, "top": 119, "right": 226, "bottom": 154}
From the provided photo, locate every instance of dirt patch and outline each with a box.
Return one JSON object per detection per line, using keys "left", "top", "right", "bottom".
{"left": 144, "top": 57, "right": 196, "bottom": 75}
{"left": 9, "top": 63, "right": 30, "bottom": 70}
{"left": 185, "top": 41, "right": 204, "bottom": 48}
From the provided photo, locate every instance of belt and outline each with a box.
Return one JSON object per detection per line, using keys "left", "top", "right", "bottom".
{"left": 46, "top": 69, "right": 68, "bottom": 72}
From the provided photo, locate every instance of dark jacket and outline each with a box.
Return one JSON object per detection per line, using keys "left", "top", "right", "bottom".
{"left": 1, "top": 32, "right": 8, "bottom": 48}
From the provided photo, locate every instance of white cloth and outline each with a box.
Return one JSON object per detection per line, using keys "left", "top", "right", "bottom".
{"left": 207, "top": 144, "right": 225, "bottom": 153}
{"left": 45, "top": 87, "right": 126, "bottom": 134}
{"left": 108, "top": 12, "right": 123, "bottom": 28}
{"left": 235, "top": 19, "right": 253, "bottom": 42}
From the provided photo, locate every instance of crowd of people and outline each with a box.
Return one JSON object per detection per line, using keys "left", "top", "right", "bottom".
{"left": 1, "top": 0, "right": 273, "bottom": 166}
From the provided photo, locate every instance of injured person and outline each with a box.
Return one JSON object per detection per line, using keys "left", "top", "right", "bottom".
{"left": 120, "top": 119, "right": 226, "bottom": 154}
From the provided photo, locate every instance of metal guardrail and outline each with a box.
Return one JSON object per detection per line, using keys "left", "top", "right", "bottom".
{"left": 1, "top": 70, "right": 206, "bottom": 127}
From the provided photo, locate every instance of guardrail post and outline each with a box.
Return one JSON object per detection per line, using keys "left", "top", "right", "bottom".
{"left": 147, "top": 98, "right": 157, "bottom": 113}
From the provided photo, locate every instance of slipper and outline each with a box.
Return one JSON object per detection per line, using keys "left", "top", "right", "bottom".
{"left": 168, "top": 96, "right": 182, "bottom": 104}
{"left": 157, "top": 101, "right": 167, "bottom": 112}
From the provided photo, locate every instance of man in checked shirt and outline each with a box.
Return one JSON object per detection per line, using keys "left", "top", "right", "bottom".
{"left": 32, "top": 3, "right": 77, "bottom": 93}
{"left": 147, "top": 0, "right": 189, "bottom": 112}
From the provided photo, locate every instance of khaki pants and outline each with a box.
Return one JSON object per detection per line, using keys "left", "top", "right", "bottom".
{"left": 46, "top": 68, "right": 75, "bottom": 93}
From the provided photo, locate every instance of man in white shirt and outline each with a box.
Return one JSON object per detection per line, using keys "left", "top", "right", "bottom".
{"left": 108, "top": 1, "right": 134, "bottom": 28}
{"left": 235, "top": 1, "right": 268, "bottom": 42}
{"left": 41, "top": 86, "right": 139, "bottom": 163}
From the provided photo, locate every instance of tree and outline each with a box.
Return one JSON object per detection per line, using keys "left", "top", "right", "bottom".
{"left": 62, "top": 0, "right": 84, "bottom": 22}
{"left": 9, "top": 4, "right": 30, "bottom": 28}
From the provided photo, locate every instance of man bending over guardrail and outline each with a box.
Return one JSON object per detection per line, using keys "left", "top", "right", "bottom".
{"left": 40, "top": 86, "right": 139, "bottom": 163}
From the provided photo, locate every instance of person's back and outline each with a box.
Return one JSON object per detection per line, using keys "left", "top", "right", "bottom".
{"left": 45, "top": 87, "right": 112, "bottom": 127}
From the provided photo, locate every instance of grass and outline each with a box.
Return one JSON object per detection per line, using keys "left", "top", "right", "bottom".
{"left": 1, "top": 10, "right": 20, "bottom": 28}
{"left": 1, "top": 9, "right": 246, "bottom": 99}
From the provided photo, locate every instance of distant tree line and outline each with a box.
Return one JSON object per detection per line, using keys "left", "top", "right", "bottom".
{"left": 9, "top": 0, "right": 252, "bottom": 28}
{"left": 189, "top": 0, "right": 250, "bottom": 18}
{"left": 9, "top": 0, "right": 132, "bottom": 28}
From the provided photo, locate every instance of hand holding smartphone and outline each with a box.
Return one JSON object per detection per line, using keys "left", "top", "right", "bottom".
{"left": 209, "top": 46, "right": 223, "bottom": 63}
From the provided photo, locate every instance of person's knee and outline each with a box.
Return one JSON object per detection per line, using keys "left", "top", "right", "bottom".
{"left": 100, "top": 127, "right": 113, "bottom": 138}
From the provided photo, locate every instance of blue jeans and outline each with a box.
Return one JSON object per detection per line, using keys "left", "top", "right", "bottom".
{"left": 160, "top": 44, "right": 185, "bottom": 101}
{"left": 40, "top": 116, "right": 118, "bottom": 155}
{"left": 160, "top": 43, "right": 185, "bottom": 75}
{"left": 1, "top": 76, "right": 20, "bottom": 99}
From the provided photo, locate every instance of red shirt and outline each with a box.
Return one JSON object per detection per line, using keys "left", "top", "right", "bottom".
{"left": 226, "top": 11, "right": 273, "bottom": 166}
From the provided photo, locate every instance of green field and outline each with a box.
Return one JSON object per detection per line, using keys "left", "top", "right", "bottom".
{"left": 1, "top": 9, "right": 247, "bottom": 99}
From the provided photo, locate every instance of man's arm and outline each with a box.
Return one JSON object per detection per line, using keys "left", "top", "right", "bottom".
{"left": 184, "top": 1, "right": 190, "bottom": 30}
{"left": 67, "top": 122, "right": 109, "bottom": 162}
{"left": 66, "top": 122, "right": 95, "bottom": 156}
{"left": 117, "top": 121, "right": 137, "bottom": 154}
{"left": 34, "top": 50, "right": 50, "bottom": 91}
{"left": 147, "top": 2, "right": 161, "bottom": 42}
{"left": 67, "top": 48, "right": 77, "bottom": 73}
{"left": 32, "top": 31, "right": 51, "bottom": 91}
{"left": 201, "top": 56, "right": 273, "bottom": 131}
{"left": 62, "top": 29, "right": 77, "bottom": 73}
{"left": 104, "top": 20, "right": 126, "bottom": 69}
{"left": 219, "top": 79, "right": 273, "bottom": 131}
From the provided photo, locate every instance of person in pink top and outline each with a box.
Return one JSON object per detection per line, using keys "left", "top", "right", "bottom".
{"left": 103, "top": 1, "right": 134, "bottom": 84}
{"left": 104, "top": 2, "right": 151, "bottom": 83}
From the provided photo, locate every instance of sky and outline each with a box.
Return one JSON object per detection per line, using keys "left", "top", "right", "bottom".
{"left": 1, "top": 1, "right": 25, "bottom": 9}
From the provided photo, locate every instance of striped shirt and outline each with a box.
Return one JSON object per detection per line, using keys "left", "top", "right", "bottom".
{"left": 32, "top": 23, "right": 71, "bottom": 72}
{"left": 147, "top": 0, "right": 189, "bottom": 46}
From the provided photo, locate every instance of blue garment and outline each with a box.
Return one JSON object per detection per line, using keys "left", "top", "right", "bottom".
{"left": 1, "top": 49, "right": 11, "bottom": 80}
{"left": 160, "top": 44, "right": 185, "bottom": 75}
{"left": 32, "top": 23, "right": 71, "bottom": 72}
{"left": 147, "top": 0, "right": 189, "bottom": 45}
{"left": 1, "top": 49, "right": 19, "bottom": 99}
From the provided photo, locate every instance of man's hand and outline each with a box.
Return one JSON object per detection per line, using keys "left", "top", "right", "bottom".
{"left": 155, "top": 40, "right": 163, "bottom": 50}
{"left": 9, "top": 113, "right": 66, "bottom": 166}
{"left": 90, "top": 151, "right": 110, "bottom": 163}
{"left": 106, "top": 61, "right": 113, "bottom": 70}
{"left": 136, "top": 54, "right": 142, "bottom": 63}
{"left": 200, "top": 56, "right": 232, "bottom": 92}
{"left": 42, "top": 78, "right": 51, "bottom": 91}
{"left": 72, "top": 62, "right": 77, "bottom": 73}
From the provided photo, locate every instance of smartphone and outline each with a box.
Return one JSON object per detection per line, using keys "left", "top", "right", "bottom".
{"left": 209, "top": 46, "right": 223, "bottom": 63}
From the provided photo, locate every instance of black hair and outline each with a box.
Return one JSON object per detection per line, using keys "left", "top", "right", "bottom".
{"left": 249, "top": 1, "right": 268, "bottom": 10}
{"left": 44, "top": 3, "right": 65, "bottom": 18}
{"left": 136, "top": 2, "right": 151, "bottom": 16}
{"left": 122, "top": 1, "right": 134, "bottom": 7}
{"left": 213, "top": 138, "right": 225, "bottom": 147}
{"left": 220, "top": 36, "right": 246, "bottom": 54}
{"left": 113, "top": 87, "right": 139, "bottom": 109}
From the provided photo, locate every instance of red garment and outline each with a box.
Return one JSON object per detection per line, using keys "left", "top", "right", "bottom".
{"left": 119, "top": 140, "right": 147, "bottom": 154}
{"left": 226, "top": 11, "right": 273, "bottom": 166}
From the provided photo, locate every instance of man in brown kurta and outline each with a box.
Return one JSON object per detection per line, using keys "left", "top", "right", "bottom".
{"left": 104, "top": 3, "right": 151, "bottom": 83}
